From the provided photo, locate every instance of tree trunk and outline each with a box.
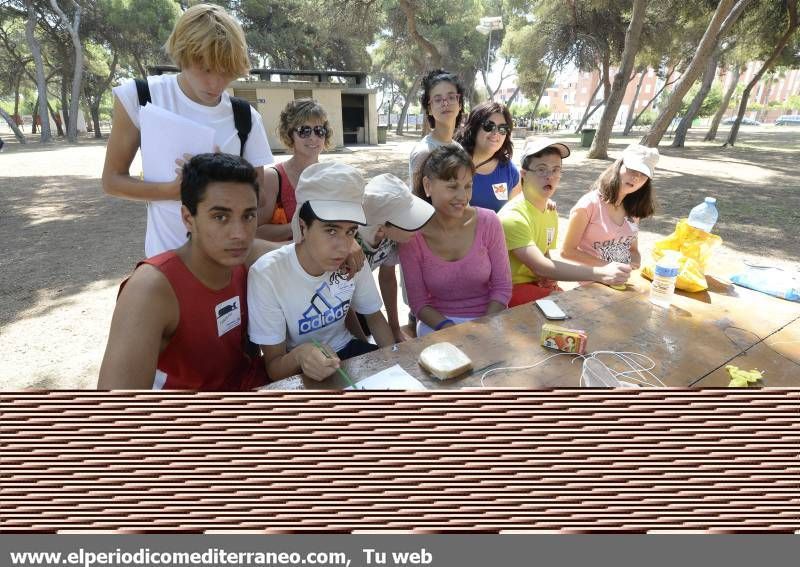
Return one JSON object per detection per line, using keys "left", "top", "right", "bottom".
{"left": 60, "top": 74, "right": 70, "bottom": 129}
{"left": 50, "top": 0, "right": 83, "bottom": 143}
{"left": 90, "top": 104, "right": 101, "bottom": 139}
{"left": 506, "top": 85, "right": 522, "bottom": 107}
{"left": 530, "top": 61, "right": 555, "bottom": 119}
{"left": 671, "top": 50, "right": 720, "bottom": 147}
{"left": 641, "top": 0, "right": 737, "bottom": 147}
{"left": 705, "top": 63, "right": 741, "bottom": 141}
{"left": 0, "top": 107, "right": 27, "bottom": 143}
{"left": 588, "top": 0, "right": 648, "bottom": 159}
{"left": 398, "top": 0, "right": 442, "bottom": 69}
{"left": 25, "top": 0, "right": 51, "bottom": 143}
{"left": 396, "top": 75, "right": 420, "bottom": 136}
{"left": 48, "top": 101, "right": 64, "bottom": 137}
{"left": 724, "top": 0, "right": 797, "bottom": 146}
{"left": 574, "top": 79, "right": 603, "bottom": 133}
{"left": 623, "top": 68, "right": 646, "bottom": 135}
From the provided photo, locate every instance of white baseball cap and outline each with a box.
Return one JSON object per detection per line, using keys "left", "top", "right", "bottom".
{"left": 363, "top": 174, "right": 435, "bottom": 231}
{"left": 291, "top": 161, "right": 367, "bottom": 240}
{"left": 519, "top": 136, "right": 571, "bottom": 164}
{"left": 621, "top": 144, "right": 659, "bottom": 178}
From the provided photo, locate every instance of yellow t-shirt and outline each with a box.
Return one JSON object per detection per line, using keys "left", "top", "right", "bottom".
{"left": 498, "top": 194, "right": 559, "bottom": 284}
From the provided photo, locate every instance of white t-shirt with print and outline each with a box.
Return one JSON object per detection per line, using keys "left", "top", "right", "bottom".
{"left": 247, "top": 243, "right": 383, "bottom": 352}
{"left": 113, "top": 74, "right": 273, "bottom": 257}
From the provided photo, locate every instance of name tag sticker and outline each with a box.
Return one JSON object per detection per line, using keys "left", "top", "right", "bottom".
{"left": 215, "top": 296, "right": 241, "bottom": 337}
{"left": 492, "top": 182, "right": 509, "bottom": 200}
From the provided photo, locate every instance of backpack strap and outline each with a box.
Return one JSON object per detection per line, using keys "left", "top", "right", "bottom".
{"left": 230, "top": 96, "right": 252, "bottom": 157}
{"left": 270, "top": 165, "right": 282, "bottom": 203}
{"left": 134, "top": 78, "right": 151, "bottom": 107}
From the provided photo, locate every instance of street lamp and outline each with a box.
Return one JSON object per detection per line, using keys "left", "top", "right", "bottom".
{"left": 476, "top": 16, "right": 503, "bottom": 100}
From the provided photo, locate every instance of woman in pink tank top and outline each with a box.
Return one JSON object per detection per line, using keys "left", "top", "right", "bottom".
{"left": 257, "top": 98, "right": 332, "bottom": 241}
{"left": 561, "top": 144, "right": 659, "bottom": 271}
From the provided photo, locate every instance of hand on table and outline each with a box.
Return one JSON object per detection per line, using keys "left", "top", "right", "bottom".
{"left": 596, "top": 262, "right": 631, "bottom": 285}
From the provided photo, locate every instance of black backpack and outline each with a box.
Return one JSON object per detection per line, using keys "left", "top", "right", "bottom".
{"left": 135, "top": 78, "right": 252, "bottom": 157}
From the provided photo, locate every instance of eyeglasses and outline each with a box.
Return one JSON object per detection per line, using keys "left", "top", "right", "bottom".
{"left": 525, "top": 165, "right": 563, "bottom": 178}
{"left": 481, "top": 120, "right": 511, "bottom": 136}
{"left": 294, "top": 125, "right": 328, "bottom": 138}
{"left": 430, "top": 93, "right": 461, "bottom": 107}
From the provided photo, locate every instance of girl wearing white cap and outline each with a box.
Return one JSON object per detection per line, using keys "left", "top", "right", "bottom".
{"left": 561, "top": 144, "right": 658, "bottom": 270}
{"left": 358, "top": 174, "right": 435, "bottom": 342}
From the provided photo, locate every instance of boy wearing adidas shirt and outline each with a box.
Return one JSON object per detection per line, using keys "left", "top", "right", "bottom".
{"left": 248, "top": 162, "right": 395, "bottom": 382}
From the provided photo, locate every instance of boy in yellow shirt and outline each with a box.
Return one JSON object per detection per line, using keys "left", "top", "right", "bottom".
{"left": 498, "top": 137, "right": 630, "bottom": 306}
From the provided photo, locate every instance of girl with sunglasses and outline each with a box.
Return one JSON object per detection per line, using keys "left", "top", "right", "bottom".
{"left": 399, "top": 145, "right": 512, "bottom": 337}
{"left": 257, "top": 98, "right": 332, "bottom": 241}
{"left": 408, "top": 69, "right": 466, "bottom": 186}
{"left": 455, "top": 101, "right": 520, "bottom": 213}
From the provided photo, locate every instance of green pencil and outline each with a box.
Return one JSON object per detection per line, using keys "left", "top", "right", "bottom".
{"left": 312, "top": 339, "right": 357, "bottom": 388}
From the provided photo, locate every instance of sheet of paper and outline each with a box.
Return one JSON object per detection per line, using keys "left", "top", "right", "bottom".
{"left": 139, "top": 103, "right": 215, "bottom": 182}
{"left": 346, "top": 364, "right": 428, "bottom": 390}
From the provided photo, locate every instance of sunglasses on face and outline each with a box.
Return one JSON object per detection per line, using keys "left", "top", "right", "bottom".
{"left": 481, "top": 120, "right": 510, "bottom": 136}
{"left": 294, "top": 125, "right": 328, "bottom": 138}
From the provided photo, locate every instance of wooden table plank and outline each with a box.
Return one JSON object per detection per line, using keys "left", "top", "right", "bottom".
{"left": 694, "top": 319, "right": 800, "bottom": 387}
{"left": 264, "top": 270, "right": 800, "bottom": 390}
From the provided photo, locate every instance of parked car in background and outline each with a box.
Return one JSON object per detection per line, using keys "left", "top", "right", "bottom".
{"left": 722, "top": 116, "right": 761, "bottom": 125}
{"left": 775, "top": 115, "right": 800, "bottom": 126}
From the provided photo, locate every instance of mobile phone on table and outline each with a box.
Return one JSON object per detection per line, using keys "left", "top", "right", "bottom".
{"left": 535, "top": 299, "right": 567, "bottom": 320}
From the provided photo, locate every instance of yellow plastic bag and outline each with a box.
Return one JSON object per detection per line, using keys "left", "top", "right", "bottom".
{"left": 641, "top": 219, "right": 723, "bottom": 292}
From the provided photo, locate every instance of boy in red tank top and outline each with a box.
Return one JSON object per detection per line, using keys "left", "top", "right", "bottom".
{"left": 98, "top": 153, "right": 272, "bottom": 390}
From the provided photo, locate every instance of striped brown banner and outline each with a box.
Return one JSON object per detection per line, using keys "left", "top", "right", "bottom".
{"left": 2, "top": 390, "right": 798, "bottom": 532}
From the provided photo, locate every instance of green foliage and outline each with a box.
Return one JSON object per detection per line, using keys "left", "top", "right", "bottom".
{"left": 679, "top": 81, "right": 723, "bottom": 118}
{"left": 635, "top": 109, "right": 656, "bottom": 126}
{"left": 783, "top": 94, "right": 800, "bottom": 112}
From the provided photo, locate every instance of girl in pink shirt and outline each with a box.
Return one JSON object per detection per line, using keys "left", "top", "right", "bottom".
{"left": 562, "top": 144, "right": 658, "bottom": 271}
{"left": 399, "top": 145, "right": 512, "bottom": 337}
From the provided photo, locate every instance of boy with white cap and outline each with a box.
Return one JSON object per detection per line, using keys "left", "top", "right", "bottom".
{"left": 561, "top": 143, "right": 659, "bottom": 270}
{"left": 357, "top": 174, "right": 435, "bottom": 342}
{"left": 498, "top": 137, "right": 631, "bottom": 307}
{"left": 247, "top": 162, "right": 395, "bottom": 382}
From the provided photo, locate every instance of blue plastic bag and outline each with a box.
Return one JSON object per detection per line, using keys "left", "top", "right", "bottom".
{"left": 730, "top": 266, "right": 800, "bottom": 302}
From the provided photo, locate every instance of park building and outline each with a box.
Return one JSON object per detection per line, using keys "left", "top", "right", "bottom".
{"left": 151, "top": 66, "right": 381, "bottom": 152}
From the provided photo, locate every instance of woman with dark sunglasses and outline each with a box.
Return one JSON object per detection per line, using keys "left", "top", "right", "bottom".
{"left": 455, "top": 101, "right": 520, "bottom": 213}
{"left": 408, "top": 69, "right": 466, "bottom": 186}
{"left": 256, "top": 98, "right": 332, "bottom": 241}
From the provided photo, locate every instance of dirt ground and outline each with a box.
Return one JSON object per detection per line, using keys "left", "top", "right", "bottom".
{"left": 1, "top": 126, "right": 798, "bottom": 389}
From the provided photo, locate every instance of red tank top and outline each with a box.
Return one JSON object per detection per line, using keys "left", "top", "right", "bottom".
{"left": 125, "top": 252, "right": 266, "bottom": 390}
{"left": 274, "top": 162, "right": 298, "bottom": 222}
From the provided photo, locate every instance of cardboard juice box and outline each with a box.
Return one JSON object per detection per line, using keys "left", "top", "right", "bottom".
{"left": 541, "top": 323, "right": 588, "bottom": 354}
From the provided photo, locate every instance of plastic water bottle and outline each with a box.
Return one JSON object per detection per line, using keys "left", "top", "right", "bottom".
{"left": 650, "top": 250, "right": 681, "bottom": 308}
{"left": 687, "top": 197, "right": 718, "bottom": 233}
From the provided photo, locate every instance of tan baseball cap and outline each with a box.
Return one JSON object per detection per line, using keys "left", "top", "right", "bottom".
{"left": 363, "top": 174, "right": 435, "bottom": 231}
{"left": 291, "top": 161, "right": 367, "bottom": 240}
{"left": 621, "top": 144, "right": 659, "bottom": 178}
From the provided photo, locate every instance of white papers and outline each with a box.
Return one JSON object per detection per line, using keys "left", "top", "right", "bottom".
{"left": 346, "top": 364, "right": 428, "bottom": 390}
{"left": 139, "top": 104, "right": 215, "bottom": 182}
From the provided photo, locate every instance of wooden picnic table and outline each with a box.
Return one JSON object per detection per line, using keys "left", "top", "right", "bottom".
{"left": 265, "top": 269, "right": 800, "bottom": 390}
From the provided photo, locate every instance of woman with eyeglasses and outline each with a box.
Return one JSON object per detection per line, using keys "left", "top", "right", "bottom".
{"left": 256, "top": 98, "right": 332, "bottom": 241}
{"left": 455, "top": 101, "right": 520, "bottom": 213}
{"left": 408, "top": 69, "right": 465, "bottom": 186}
